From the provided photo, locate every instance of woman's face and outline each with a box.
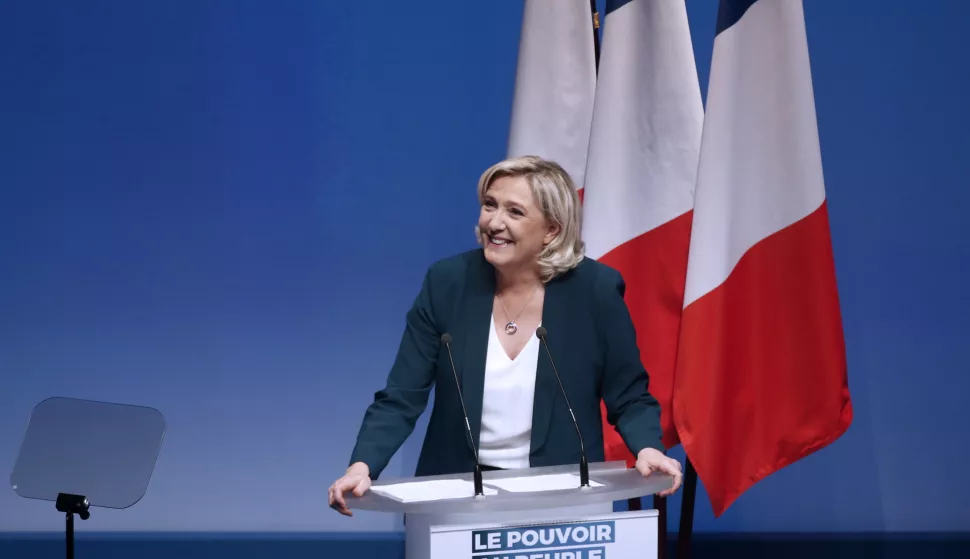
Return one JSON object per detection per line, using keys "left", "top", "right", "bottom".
{"left": 478, "top": 175, "right": 559, "bottom": 274}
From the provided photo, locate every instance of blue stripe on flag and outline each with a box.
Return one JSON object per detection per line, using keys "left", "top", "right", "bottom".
{"left": 716, "top": 0, "right": 759, "bottom": 35}
{"left": 606, "top": 0, "right": 636, "bottom": 16}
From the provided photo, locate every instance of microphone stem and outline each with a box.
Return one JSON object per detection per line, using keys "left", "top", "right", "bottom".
{"left": 538, "top": 331, "right": 591, "bottom": 489}
{"left": 442, "top": 335, "right": 486, "bottom": 497}
{"left": 473, "top": 463, "right": 484, "bottom": 497}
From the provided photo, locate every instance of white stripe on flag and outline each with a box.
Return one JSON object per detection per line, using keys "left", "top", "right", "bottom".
{"left": 583, "top": 0, "right": 703, "bottom": 259}
{"left": 506, "top": 0, "right": 597, "bottom": 188}
{"left": 683, "top": 0, "right": 826, "bottom": 307}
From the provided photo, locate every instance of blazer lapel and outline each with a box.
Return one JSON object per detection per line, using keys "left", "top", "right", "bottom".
{"left": 530, "top": 274, "right": 569, "bottom": 457}
{"left": 460, "top": 252, "right": 494, "bottom": 449}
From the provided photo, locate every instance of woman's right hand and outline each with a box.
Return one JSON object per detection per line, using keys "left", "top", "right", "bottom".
{"left": 328, "top": 462, "right": 372, "bottom": 516}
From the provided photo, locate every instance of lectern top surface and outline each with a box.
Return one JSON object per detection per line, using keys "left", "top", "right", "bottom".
{"left": 345, "top": 461, "right": 673, "bottom": 515}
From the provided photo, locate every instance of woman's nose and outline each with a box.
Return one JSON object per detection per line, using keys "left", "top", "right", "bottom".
{"left": 488, "top": 212, "right": 505, "bottom": 231}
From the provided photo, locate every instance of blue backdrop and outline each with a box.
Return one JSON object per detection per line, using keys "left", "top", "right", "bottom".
{"left": 1, "top": 0, "right": 968, "bottom": 536}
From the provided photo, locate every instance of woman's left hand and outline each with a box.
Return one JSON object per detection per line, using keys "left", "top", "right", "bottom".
{"left": 635, "top": 448, "right": 683, "bottom": 497}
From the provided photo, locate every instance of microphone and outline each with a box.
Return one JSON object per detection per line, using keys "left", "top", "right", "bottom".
{"left": 535, "top": 327, "right": 590, "bottom": 488}
{"left": 440, "top": 333, "right": 485, "bottom": 497}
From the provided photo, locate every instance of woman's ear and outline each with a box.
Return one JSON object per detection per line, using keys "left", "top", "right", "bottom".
{"left": 543, "top": 221, "right": 561, "bottom": 245}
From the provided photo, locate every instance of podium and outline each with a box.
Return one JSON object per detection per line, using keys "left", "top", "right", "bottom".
{"left": 347, "top": 461, "right": 672, "bottom": 559}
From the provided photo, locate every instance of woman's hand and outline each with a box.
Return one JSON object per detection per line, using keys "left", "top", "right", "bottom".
{"left": 328, "top": 462, "right": 372, "bottom": 516}
{"left": 634, "top": 448, "right": 682, "bottom": 498}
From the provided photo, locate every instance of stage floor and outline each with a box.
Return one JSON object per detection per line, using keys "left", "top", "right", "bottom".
{"left": 2, "top": 532, "right": 969, "bottom": 558}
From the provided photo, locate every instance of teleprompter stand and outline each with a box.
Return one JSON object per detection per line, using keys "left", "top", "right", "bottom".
{"left": 56, "top": 493, "right": 90, "bottom": 559}
{"left": 9, "top": 397, "right": 166, "bottom": 559}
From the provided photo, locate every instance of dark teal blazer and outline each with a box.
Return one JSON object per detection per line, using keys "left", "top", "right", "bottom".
{"left": 349, "top": 249, "right": 664, "bottom": 479}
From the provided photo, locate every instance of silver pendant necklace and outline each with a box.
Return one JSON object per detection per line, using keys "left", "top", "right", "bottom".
{"left": 498, "top": 284, "right": 541, "bottom": 335}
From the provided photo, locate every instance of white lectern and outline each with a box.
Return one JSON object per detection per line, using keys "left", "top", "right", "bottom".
{"left": 347, "top": 460, "right": 672, "bottom": 559}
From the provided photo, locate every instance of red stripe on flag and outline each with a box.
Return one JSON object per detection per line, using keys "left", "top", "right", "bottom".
{"left": 596, "top": 210, "right": 694, "bottom": 465}
{"left": 673, "top": 201, "right": 852, "bottom": 516}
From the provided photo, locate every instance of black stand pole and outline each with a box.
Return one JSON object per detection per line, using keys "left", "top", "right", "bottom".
{"left": 677, "top": 459, "right": 697, "bottom": 559}
{"left": 589, "top": 0, "right": 600, "bottom": 69}
{"left": 56, "top": 493, "right": 90, "bottom": 559}
{"left": 655, "top": 494, "right": 668, "bottom": 559}
{"left": 66, "top": 512, "right": 73, "bottom": 559}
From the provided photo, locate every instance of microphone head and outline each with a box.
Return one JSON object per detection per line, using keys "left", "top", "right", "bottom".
{"left": 535, "top": 326, "right": 547, "bottom": 339}
{"left": 440, "top": 333, "right": 453, "bottom": 344}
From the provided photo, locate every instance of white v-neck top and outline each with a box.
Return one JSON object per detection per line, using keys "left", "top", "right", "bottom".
{"left": 478, "top": 313, "right": 540, "bottom": 469}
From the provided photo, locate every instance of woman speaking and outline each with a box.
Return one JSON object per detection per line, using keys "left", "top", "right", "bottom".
{"left": 329, "top": 155, "right": 682, "bottom": 515}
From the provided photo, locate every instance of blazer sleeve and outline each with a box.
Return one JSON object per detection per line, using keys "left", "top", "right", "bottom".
{"left": 596, "top": 268, "right": 666, "bottom": 456}
{"left": 348, "top": 267, "right": 442, "bottom": 478}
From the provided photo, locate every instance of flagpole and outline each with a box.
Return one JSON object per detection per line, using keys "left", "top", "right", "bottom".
{"left": 589, "top": 0, "right": 600, "bottom": 69}
{"left": 677, "top": 459, "right": 697, "bottom": 558}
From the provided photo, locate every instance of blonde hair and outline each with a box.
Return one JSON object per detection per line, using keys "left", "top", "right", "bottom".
{"left": 475, "top": 155, "right": 585, "bottom": 282}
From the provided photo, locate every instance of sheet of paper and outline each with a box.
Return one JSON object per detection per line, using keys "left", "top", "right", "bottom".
{"left": 484, "top": 473, "right": 604, "bottom": 493}
{"left": 370, "top": 479, "right": 497, "bottom": 502}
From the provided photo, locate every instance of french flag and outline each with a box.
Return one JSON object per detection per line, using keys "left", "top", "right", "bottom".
{"left": 673, "top": 0, "right": 854, "bottom": 516}
{"left": 581, "top": 0, "right": 704, "bottom": 462}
